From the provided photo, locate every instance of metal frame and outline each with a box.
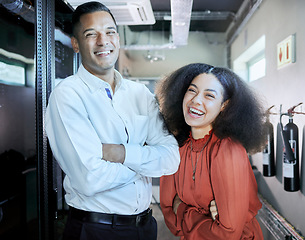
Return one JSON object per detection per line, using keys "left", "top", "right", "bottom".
{"left": 35, "top": 0, "right": 55, "bottom": 239}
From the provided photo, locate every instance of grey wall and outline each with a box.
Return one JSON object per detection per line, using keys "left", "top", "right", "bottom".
{"left": 230, "top": 0, "right": 305, "bottom": 235}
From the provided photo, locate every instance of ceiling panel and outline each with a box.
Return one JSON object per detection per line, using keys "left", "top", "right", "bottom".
{"left": 54, "top": 0, "right": 245, "bottom": 34}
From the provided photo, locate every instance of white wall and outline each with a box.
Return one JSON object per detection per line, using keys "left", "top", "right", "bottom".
{"left": 230, "top": 0, "right": 305, "bottom": 234}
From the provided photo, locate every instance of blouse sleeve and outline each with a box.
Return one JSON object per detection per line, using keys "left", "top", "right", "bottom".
{"left": 178, "top": 139, "right": 252, "bottom": 239}
{"left": 160, "top": 174, "right": 184, "bottom": 237}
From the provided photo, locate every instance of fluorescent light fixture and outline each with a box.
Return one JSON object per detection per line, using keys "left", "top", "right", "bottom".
{"left": 170, "top": 0, "right": 193, "bottom": 46}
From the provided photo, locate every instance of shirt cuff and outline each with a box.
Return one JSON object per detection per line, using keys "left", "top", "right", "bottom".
{"left": 122, "top": 143, "right": 142, "bottom": 171}
{"left": 101, "top": 143, "right": 103, "bottom": 159}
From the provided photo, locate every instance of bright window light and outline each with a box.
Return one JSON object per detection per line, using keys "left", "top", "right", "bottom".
{"left": 0, "top": 60, "right": 25, "bottom": 86}
{"left": 233, "top": 35, "right": 265, "bottom": 82}
{"left": 248, "top": 57, "right": 266, "bottom": 82}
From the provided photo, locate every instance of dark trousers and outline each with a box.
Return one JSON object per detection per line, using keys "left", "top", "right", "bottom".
{"left": 62, "top": 209, "right": 158, "bottom": 240}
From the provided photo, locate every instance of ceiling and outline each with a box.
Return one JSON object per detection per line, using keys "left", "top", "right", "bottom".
{"left": 147, "top": 0, "right": 244, "bottom": 32}
{"left": 55, "top": 0, "right": 246, "bottom": 35}
{"left": 0, "top": 0, "right": 248, "bottom": 43}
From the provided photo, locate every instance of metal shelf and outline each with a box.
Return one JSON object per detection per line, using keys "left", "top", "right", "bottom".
{"left": 257, "top": 195, "right": 304, "bottom": 240}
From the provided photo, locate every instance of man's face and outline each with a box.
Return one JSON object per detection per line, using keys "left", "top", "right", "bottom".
{"left": 71, "top": 11, "right": 120, "bottom": 77}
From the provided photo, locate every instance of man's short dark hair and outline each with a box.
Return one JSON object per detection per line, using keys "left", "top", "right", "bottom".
{"left": 72, "top": 1, "right": 117, "bottom": 37}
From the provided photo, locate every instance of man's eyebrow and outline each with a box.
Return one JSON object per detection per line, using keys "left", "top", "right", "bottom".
{"left": 82, "top": 26, "right": 117, "bottom": 35}
{"left": 82, "top": 28, "right": 94, "bottom": 35}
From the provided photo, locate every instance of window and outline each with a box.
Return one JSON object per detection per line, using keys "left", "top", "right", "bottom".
{"left": 233, "top": 35, "right": 265, "bottom": 82}
{"left": 248, "top": 52, "right": 266, "bottom": 82}
{"left": 0, "top": 59, "right": 25, "bottom": 86}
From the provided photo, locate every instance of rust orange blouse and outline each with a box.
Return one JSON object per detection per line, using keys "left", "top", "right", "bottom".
{"left": 160, "top": 132, "right": 263, "bottom": 240}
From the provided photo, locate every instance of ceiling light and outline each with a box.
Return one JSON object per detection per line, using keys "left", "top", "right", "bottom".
{"left": 170, "top": 0, "right": 193, "bottom": 46}
{"left": 174, "top": 22, "right": 186, "bottom": 26}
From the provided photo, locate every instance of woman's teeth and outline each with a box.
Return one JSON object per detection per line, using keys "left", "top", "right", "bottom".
{"left": 190, "top": 107, "right": 204, "bottom": 116}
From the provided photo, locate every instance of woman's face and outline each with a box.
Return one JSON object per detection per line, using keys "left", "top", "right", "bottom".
{"left": 182, "top": 73, "right": 225, "bottom": 138}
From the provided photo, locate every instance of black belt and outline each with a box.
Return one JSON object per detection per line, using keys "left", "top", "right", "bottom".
{"left": 69, "top": 207, "right": 152, "bottom": 227}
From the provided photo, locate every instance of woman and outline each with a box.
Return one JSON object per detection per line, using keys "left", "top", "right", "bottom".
{"left": 156, "top": 63, "right": 265, "bottom": 239}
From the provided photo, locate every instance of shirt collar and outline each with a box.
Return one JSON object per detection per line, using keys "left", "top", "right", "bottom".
{"left": 76, "top": 64, "right": 124, "bottom": 93}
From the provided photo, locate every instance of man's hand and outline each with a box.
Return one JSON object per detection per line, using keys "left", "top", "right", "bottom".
{"left": 102, "top": 144, "right": 125, "bottom": 164}
{"left": 173, "top": 194, "right": 182, "bottom": 214}
{"left": 210, "top": 200, "right": 218, "bottom": 220}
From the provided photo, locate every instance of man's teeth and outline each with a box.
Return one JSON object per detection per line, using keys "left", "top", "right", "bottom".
{"left": 190, "top": 107, "right": 204, "bottom": 115}
{"left": 96, "top": 51, "right": 110, "bottom": 55}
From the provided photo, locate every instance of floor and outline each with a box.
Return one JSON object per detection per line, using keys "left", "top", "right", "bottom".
{"left": 151, "top": 184, "right": 179, "bottom": 240}
{"left": 151, "top": 203, "right": 179, "bottom": 240}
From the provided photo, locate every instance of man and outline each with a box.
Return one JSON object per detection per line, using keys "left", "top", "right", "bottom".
{"left": 45, "top": 2, "right": 180, "bottom": 240}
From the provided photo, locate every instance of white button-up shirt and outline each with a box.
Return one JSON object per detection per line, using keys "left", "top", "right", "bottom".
{"left": 46, "top": 65, "right": 180, "bottom": 215}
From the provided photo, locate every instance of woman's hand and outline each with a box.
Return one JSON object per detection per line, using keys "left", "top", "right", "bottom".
{"left": 173, "top": 194, "right": 182, "bottom": 214}
{"left": 210, "top": 200, "right": 218, "bottom": 220}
